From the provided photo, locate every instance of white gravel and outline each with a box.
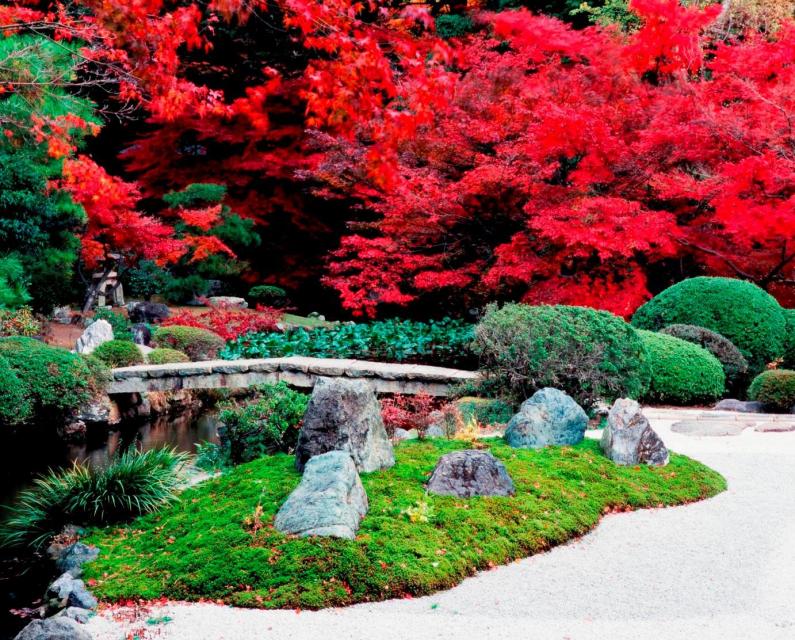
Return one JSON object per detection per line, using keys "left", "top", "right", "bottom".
{"left": 86, "top": 411, "right": 795, "bottom": 640}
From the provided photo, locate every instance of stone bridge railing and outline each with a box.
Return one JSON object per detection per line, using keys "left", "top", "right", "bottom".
{"left": 109, "top": 356, "right": 480, "bottom": 397}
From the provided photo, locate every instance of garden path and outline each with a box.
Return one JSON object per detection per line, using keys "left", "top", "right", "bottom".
{"left": 86, "top": 409, "right": 795, "bottom": 640}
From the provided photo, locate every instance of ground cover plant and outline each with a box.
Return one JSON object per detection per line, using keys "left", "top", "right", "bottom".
{"left": 223, "top": 318, "right": 475, "bottom": 368}
{"left": 83, "top": 439, "right": 725, "bottom": 607}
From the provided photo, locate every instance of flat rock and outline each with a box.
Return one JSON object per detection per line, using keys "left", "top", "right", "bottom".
{"left": 127, "top": 301, "right": 170, "bottom": 324}
{"left": 427, "top": 450, "right": 515, "bottom": 498}
{"left": 714, "top": 399, "right": 766, "bottom": 413}
{"left": 75, "top": 319, "right": 113, "bottom": 354}
{"left": 275, "top": 451, "right": 368, "bottom": 539}
{"left": 601, "top": 399, "right": 669, "bottom": 466}
{"left": 505, "top": 388, "right": 588, "bottom": 449}
{"left": 754, "top": 421, "right": 795, "bottom": 433}
{"left": 208, "top": 296, "right": 248, "bottom": 309}
{"left": 295, "top": 377, "right": 395, "bottom": 472}
{"left": 671, "top": 420, "right": 750, "bottom": 437}
{"left": 13, "top": 617, "right": 92, "bottom": 640}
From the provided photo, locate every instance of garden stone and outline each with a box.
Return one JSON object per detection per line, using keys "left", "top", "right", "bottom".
{"left": 57, "top": 420, "right": 86, "bottom": 442}
{"left": 51, "top": 542, "right": 100, "bottom": 578}
{"left": 393, "top": 428, "right": 418, "bottom": 441}
{"left": 75, "top": 319, "right": 113, "bottom": 354}
{"left": 671, "top": 420, "right": 750, "bottom": 437}
{"left": 275, "top": 451, "right": 368, "bottom": 539}
{"left": 208, "top": 295, "right": 248, "bottom": 309}
{"left": 52, "top": 306, "right": 74, "bottom": 325}
{"left": 45, "top": 573, "right": 97, "bottom": 613}
{"left": 128, "top": 301, "right": 170, "bottom": 324}
{"left": 76, "top": 395, "right": 116, "bottom": 424}
{"left": 131, "top": 323, "right": 152, "bottom": 346}
{"left": 425, "top": 424, "right": 445, "bottom": 438}
{"left": 427, "top": 450, "right": 515, "bottom": 498}
{"left": 13, "top": 617, "right": 92, "bottom": 640}
{"left": 295, "top": 377, "right": 395, "bottom": 472}
{"left": 55, "top": 607, "right": 92, "bottom": 624}
{"left": 601, "top": 399, "right": 669, "bottom": 466}
{"left": 505, "top": 388, "right": 588, "bottom": 449}
{"left": 714, "top": 399, "right": 766, "bottom": 413}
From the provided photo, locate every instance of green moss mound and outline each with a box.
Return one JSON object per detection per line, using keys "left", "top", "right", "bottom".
{"left": 154, "top": 326, "right": 224, "bottom": 361}
{"left": 0, "top": 354, "right": 32, "bottom": 425}
{"left": 92, "top": 340, "right": 144, "bottom": 368}
{"left": 631, "top": 277, "right": 786, "bottom": 374}
{"left": 0, "top": 337, "right": 109, "bottom": 419}
{"left": 638, "top": 330, "right": 725, "bottom": 405}
{"left": 83, "top": 439, "right": 724, "bottom": 608}
{"left": 748, "top": 369, "right": 795, "bottom": 412}
{"left": 474, "top": 304, "right": 650, "bottom": 408}
{"left": 147, "top": 348, "right": 190, "bottom": 365}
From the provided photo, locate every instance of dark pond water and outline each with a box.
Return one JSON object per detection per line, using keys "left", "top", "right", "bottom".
{"left": 0, "top": 410, "right": 220, "bottom": 639}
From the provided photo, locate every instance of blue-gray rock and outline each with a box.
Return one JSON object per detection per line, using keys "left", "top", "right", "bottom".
{"left": 13, "top": 617, "right": 92, "bottom": 640}
{"left": 424, "top": 424, "right": 446, "bottom": 438}
{"left": 75, "top": 319, "right": 113, "bottom": 354}
{"left": 275, "top": 451, "right": 368, "bottom": 539}
{"left": 55, "top": 607, "right": 92, "bottom": 624}
{"left": 600, "top": 399, "right": 669, "bottom": 466}
{"left": 427, "top": 450, "right": 515, "bottom": 498}
{"left": 53, "top": 542, "right": 100, "bottom": 578}
{"left": 295, "top": 378, "right": 395, "bottom": 473}
{"left": 714, "top": 399, "right": 766, "bottom": 413}
{"left": 131, "top": 323, "right": 152, "bottom": 346}
{"left": 505, "top": 388, "right": 588, "bottom": 449}
{"left": 128, "top": 301, "right": 170, "bottom": 324}
{"left": 393, "top": 428, "right": 418, "bottom": 441}
{"left": 45, "top": 573, "right": 97, "bottom": 613}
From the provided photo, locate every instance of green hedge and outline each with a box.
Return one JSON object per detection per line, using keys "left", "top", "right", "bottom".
{"left": 638, "top": 330, "right": 725, "bottom": 405}
{"left": 0, "top": 355, "right": 32, "bottom": 425}
{"left": 783, "top": 309, "right": 795, "bottom": 368}
{"left": 748, "top": 369, "right": 795, "bottom": 412}
{"left": 147, "top": 348, "right": 190, "bottom": 365}
{"left": 92, "top": 340, "right": 144, "bottom": 368}
{"left": 223, "top": 318, "right": 475, "bottom": 368}
{"left": 473, "top": 304, "right": 651, "bottom": 409}
{"left": 154, "top": 325, "right": 224, "bottom": 361}
{"left": 0, "top": 337, "right": 110, "bottom": 422}
{"left": 631, "top": 277, "right": 786, "bottom": 374}
{"left": 659, "top": 324, "right": 748, "bottom": 393}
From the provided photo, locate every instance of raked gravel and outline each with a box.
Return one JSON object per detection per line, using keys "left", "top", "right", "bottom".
{"left": 86, "top": 410, "right": 795, "bottom": 640}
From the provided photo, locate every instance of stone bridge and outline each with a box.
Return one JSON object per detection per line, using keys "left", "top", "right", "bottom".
{"left": 109, "top": 356, "right": 480, "bottom": 397}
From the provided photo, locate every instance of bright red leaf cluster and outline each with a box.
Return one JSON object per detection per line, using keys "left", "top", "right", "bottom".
{"left": 161, "top": 302, "right": 283, "bottom": 340}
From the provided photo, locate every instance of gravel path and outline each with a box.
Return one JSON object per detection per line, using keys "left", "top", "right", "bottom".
{"left": 86, "top": 411, "right": 795, "bottom": 640}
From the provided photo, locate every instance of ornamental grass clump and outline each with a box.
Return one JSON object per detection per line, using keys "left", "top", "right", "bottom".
{"left": 0, "top": 447, "right": 189, "bottom": 550}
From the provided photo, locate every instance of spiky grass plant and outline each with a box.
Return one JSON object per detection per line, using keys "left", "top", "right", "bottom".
{"left": 0, "top": 447, "right": 189, "bottom": 550}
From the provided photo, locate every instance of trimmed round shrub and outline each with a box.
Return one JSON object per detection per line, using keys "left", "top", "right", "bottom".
{"left": 748, "top": 369, "right": 795, "bottom": 412}
{"left": 92, "top": 340, "right": 144, "bottom": 368}
{"left": 637, "top": 330, "right": 725, "bottom": 405}
{"left": 0, "top": 355, "right": 32, "bottom": 425}
{"left": 659, "top": 324, "right": 748, "bottom": 392}
{"left": 248, "top": 285, "right": 287, "bottom": 307}
{"left": 783, "top": 309, "right": 795, "bottom": 368}
{"left": 473, "top": 304, "right": 651, "bottom": 409}
{"left": 631, "top": 277, "right": 786, "bottom": 374}
{"left": 147, "top": 348, "right": 190, "bottom": 365}
{"left": 0, "top": 337, "right": 110, "bottom": 418}
{"left": 153, "top": 325, "right": 224, "bottom": 361}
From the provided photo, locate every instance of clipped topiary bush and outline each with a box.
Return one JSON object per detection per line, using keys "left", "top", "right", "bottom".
{"left": 248, "top": 285, "right": 287, "bottom": 307}
{"left": 147, "top": 348, "right": 190, "bottom": 365}
{"left": 748, "top": 369, "right": 795, "bottom": 412}
{"left": 0, "top": 355, "right": 32, "bottom": 425}
{"left": 153, "top": 325, "right": 225, "bottom": 361}
{"left": 0, "top": 337, "right": 109, "bottom": 419}
{"left": 473, "top": 304, "right": 651, "bottom": 409}
{"left": 783, "top": 309, "right": 795, "bottom": 369}
{"left": 92, "top": 339, "right": 144, "bottom": 368}
{"left": 631, "top": 277, "right": 787, "bottom": 374}
{"left": 637, "top": 330, "right": 725, "bottom": 405}
{"left": 659, "top": 324, "right": 748, "bottom": 393}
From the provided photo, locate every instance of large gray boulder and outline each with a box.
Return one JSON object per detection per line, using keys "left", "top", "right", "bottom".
{"left": 75, "top": 319, "right": 113, "bottom": 354}
{"left": 14, "top": 617, "right": 92, "bottom": 640}
{"left": 427, "top": 450, "right": 515, "bottom": 498}
{"left": 275, "top": 451, "right": 368, "bottom": 539}
{"left": 50, "top": 542, "right": 100, "bottom": 578}
{"left": 504, "top": 388, "right": 588, "bottom": 449}
{"left": 601, "top": 399, "right": 669, "bottom": 466}
{"left": 714, "top": 399, "right": 766, "bottom": 413}
{"left": 295, "top": 378, "right": 394, "bottom": 472}
{"left": 127, "top": 301, "right": 170, "bottom": 324}
{"left": 45, "top": 573, "right": 97, "bottom": 613}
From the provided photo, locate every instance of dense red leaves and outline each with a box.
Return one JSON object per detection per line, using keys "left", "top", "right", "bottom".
{"left": 161, "top": 303, "right": 282, "bottom": 340}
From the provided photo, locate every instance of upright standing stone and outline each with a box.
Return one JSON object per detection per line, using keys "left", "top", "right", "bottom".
{"left": 601, "top": 398, "right": 669, "bottom": 466}
{"left": 275, "top": 451, "right": 368, "bottom": 539}
{"left": 295, "top": 377, "right": 395, "bottom": 472}
{"left": 505, "top": 387, "right": 588, "bottom": 449}
{"left": 427, "top": 450, "right": 515, "bottom": 498}
{"left": 75, "top": 319, "right": 113, "bottom": 354}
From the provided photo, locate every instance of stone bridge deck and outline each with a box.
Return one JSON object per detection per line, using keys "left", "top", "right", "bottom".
{"left": 109, "top": 356, "right": 480, "bottom": 397}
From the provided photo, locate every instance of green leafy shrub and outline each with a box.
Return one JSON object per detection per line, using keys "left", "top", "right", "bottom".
{"left": 153, "top": 325, "right": 224, "bottom": 361}
{"left": 748, "top": 369, "right": 795, "bottom": 412}
{"left": 435, "top": 14, "right": 474, "bottom": 38}
{"left": 0, "top": 306, "right": 43, "bottom": 337}
{"left": 92, "top": 340, "right": 144, "bottom": 368}
{"left": 147, "top": 348, "right": 190, "bottom": 365}
{"left": 162, "top": 182, "right": 226, "bottom": 208}
{"left": 0, "top": 337, "right": 109, "bottom": 419}
{"left": 631, "top": 277, "right": 787, "bottom": 374}
{"left": 455, "top": 397, "right": 515, "bottom": 425}
{"left": 0, "top": 254, "right": 30, "bottom": 308}
{"left": 637, "top": 330, "right": 725, "bottom": 405}
{"left": 659, "top": 324, "right": 748, "bottom": 393}
{"left": 473, "top": 304, "right": 651, "bottom": 409}
{"left": 223, "top": 318, "right": 475, "bottom": 368}
{"left": 125, "top": 260, "right": 172, "bottom": 301}
{"left": 0, "top": 355, "right": 32, "bottom": 425}
{"left": 216, "top": 382, "right": 309, "bottom": 464}
{"left": 247, "top": 285, "right": 287, "bottom": 307}
{"left": 783, "top": 309, "right": 795, "bottom": 368}
{"left": 92, "top": 308, "right": 132, "bottom": 341}
{"left": 0, "top": 447, "right": 188, "bottom": 549}
{"left": 164, "top": 274, "right": 210, "bottom": 304}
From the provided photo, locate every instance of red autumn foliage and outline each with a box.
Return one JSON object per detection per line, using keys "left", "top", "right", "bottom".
{"left": 161, "top": 303, "right": 283, "bottom": 341}
{"left": 380, "top": 393, "right": 441, "bottom": 435}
